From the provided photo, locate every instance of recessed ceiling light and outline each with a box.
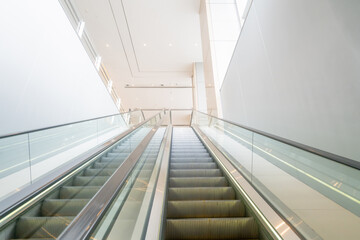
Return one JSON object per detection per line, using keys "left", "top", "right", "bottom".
{"left": 168, "top": 43, "right": 173, "bottom": 47}
{"left": 194, "top": 43, "right": 198, "bottom": 47}
{"left": 106, "top": 43, "right": 110, "bottom": 47}
{"left": 143, "top": 43, "right": 147, "bottom": 47}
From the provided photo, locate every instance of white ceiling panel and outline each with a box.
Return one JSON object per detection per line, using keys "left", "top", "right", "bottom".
{"left": 71, "top": 0, "right": 202, "bottom": 109}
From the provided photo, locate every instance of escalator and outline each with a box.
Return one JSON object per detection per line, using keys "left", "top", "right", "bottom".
{"left": 2, "top": 111, "right": 357, "bottom": 240}
{"left": 0, "top": 127, "right": 149, "bottom": 240}
{"left": 165, "top": 127, "right": 259, "bottom": 240}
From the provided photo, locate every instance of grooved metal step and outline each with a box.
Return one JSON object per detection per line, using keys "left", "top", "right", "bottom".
{"left": 171, "top": 153, "right": 210, "bottom": 158}
{"left": 41, "top": 199, "right": 89, "bottom": 216}
{"left": 15, "top": 216, "right": 74, "bottom": 238}
{"left": 171, "top": 149, "right": 208, "bottom": 153}
{"left": 73, "top": 176, "right": 108, "bottom": 186}
{"left": 167, "top": 200, "right": 245, "bottom": 218}
{"left": 59, "top": 186, "right": 100, "bottom": 199}
{"left": 165, "top": 127, "right": 259, "bottom": 240}
{"left": 170, "top": 158, "right": 213, "bottom": 163}
{"left": 168, "top": 187, "right": 235, "bottom": 201}
{"left": 170, "top": 169, "right": 222, "bottom": 178}
{"left": 170, "top": 162, "right": 217, "bottom": 169}
{"left": 83, "top": 168, "right": 116, "bottom": 176}
{"left": 169, "top": 177, "right": 228, "bottom": 187}
{"left": 93, "top": 162, "right": 122, "bottom": 169}
{"left": 166, "top": 217, "right": 258, "bottom": 240}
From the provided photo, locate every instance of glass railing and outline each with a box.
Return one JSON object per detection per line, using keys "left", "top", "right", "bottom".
{"left": 192, "top": 110, "right": 360, "bottom": 240}
{"left": 0, "top": 110, "right": 144, "bottom": 205}
{"left": 122, "top": 110, "right": 145, "bottom": 126}
{"left": 91, "top": 127, "right": 167, "bottom": 239}
{"left": 0, "top": 113, "right": 163, "bottom": 240}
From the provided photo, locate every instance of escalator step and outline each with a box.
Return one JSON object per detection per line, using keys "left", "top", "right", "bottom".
{"left": 107, "top": 152, "right": 129, "bottom": 157}
{"left": 93, "top": 162, "right": 121, "bottom": 169}
{"left": 166, "top": 217, "right": 258, "bottom": 240}
{"left": 12, "top": 239, "right": 54, "bottom": 240}
{"left": 168, "top": 187, "right": 235, "bottom": 201}
{"left": 171, "top": 158, "right": 213, "bottom": 163}
{"left": 83, "top": 168, "right": 115, "bottom": 176}
{"left": 167, "top": 200, "right": 245, "bottom": 218}
{"left": 59, "top": 186, "right": 100, "bottom": 199}
{"left": 172, "top": 144, "right": 204, "bottom": 146}
{"left": 15, "top": 216, "right": 74, "bottom": 238}
{"left": 111, "top": 149, "right": 131, "bottom": 153}
{"left": 101, "top": 156, "right": 114, "bottom": 162}
{"left": 41, "top": 199, "right": 89, "bottom": 216}
{"left": 170, "top": 163, "right": 217, "bottom": 169}
{"left": 171, "top": 149, "right": 208, "bottom": 154}
{"left": 73, "top": 176, "right": 108, "bottom": 186}
{"left": 169, "top": 177, "right": 228, "bottom": 187}
{"left": 171, "top": 153, "right": 210, "bottom": 158}
{"left": 170, "top": 169, "right": 222, "bottom": 178}
{"left": 172, "top": 147, "right": 206, "bottom": 150}
{"left": 100, "top": 157, "right": 124, "bottom": 162}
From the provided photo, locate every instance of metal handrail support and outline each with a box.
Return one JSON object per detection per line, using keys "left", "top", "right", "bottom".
{"left": 189, "top": 109, "right": 194, "bottom": 125}
{"left": 141, "top": 109, "right": 146, "bottom": 121}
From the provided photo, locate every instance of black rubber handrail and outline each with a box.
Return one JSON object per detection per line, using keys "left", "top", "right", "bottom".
{"left": 0, "top": 110, "right": 142, "bottom": 139}
{"left": 193, "top": 110, "right": 360, "bottom": 170}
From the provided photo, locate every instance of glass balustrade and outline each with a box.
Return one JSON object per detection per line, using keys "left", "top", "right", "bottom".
{"left": 0, "top": 111, "right": 144, "bottom": 204}
{"left": 191, "top": 111, "right": 360, "bottom": 240}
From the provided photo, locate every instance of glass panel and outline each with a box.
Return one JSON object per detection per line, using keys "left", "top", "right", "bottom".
{"left": 191, "top": 111, "right": 360, "bottom": 239}
{"left": 127, "top": 110, "right": 144, "bottom": 126}
{"left": 0, "top": 111, "right": 149, "bottom": 205}
{"left": 252, "top": 133, "right": 360, "bottom": 239}
{"left": 201, "top": 118, "right": 254, "bottom": 181}
{"left": 91, "top": 127, "right": 166, "bottom": 239}
{"left": 29, "top": 120, "right": 97, "bottom": 181}
{"left": 0, "top": 114, "right": 160, "bottom": 239}
{"left": 97, "top": 115, "right": 128, "bottom": 144}
{"left": 0, "top": 134, "right": 31, "bottom": 201}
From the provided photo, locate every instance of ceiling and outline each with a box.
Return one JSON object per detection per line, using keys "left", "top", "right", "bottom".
{"left": 71, "top": 0, "right": 203, "bottom": 109}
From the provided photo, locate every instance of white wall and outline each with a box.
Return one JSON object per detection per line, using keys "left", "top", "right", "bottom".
{"left": 193, "top": 62, "right": 207, "bottom": 112}
{"left": 0, "top": 0, "right": 118, "bottom": 136}
{"left": 121, "top": 88, "right": 193, "bottom": 111}
{"left": 208, "top": 0, "right": 241, "bottom": 86}
{"left": 221, "top": 0, "right": 360, "bottom": 161}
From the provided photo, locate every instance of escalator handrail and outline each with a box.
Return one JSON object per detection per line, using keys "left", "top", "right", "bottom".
{"left": 192, "top": 110, "right": 360, "bottom": 170}
{"left": 58, "top": 115, "right": 164, "bottom": 240}
{"left": 0, "top": 112, "right": 163, "bottom": 228}
{"left": 0, "top": 109, "right": 143, "bottom": 139}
